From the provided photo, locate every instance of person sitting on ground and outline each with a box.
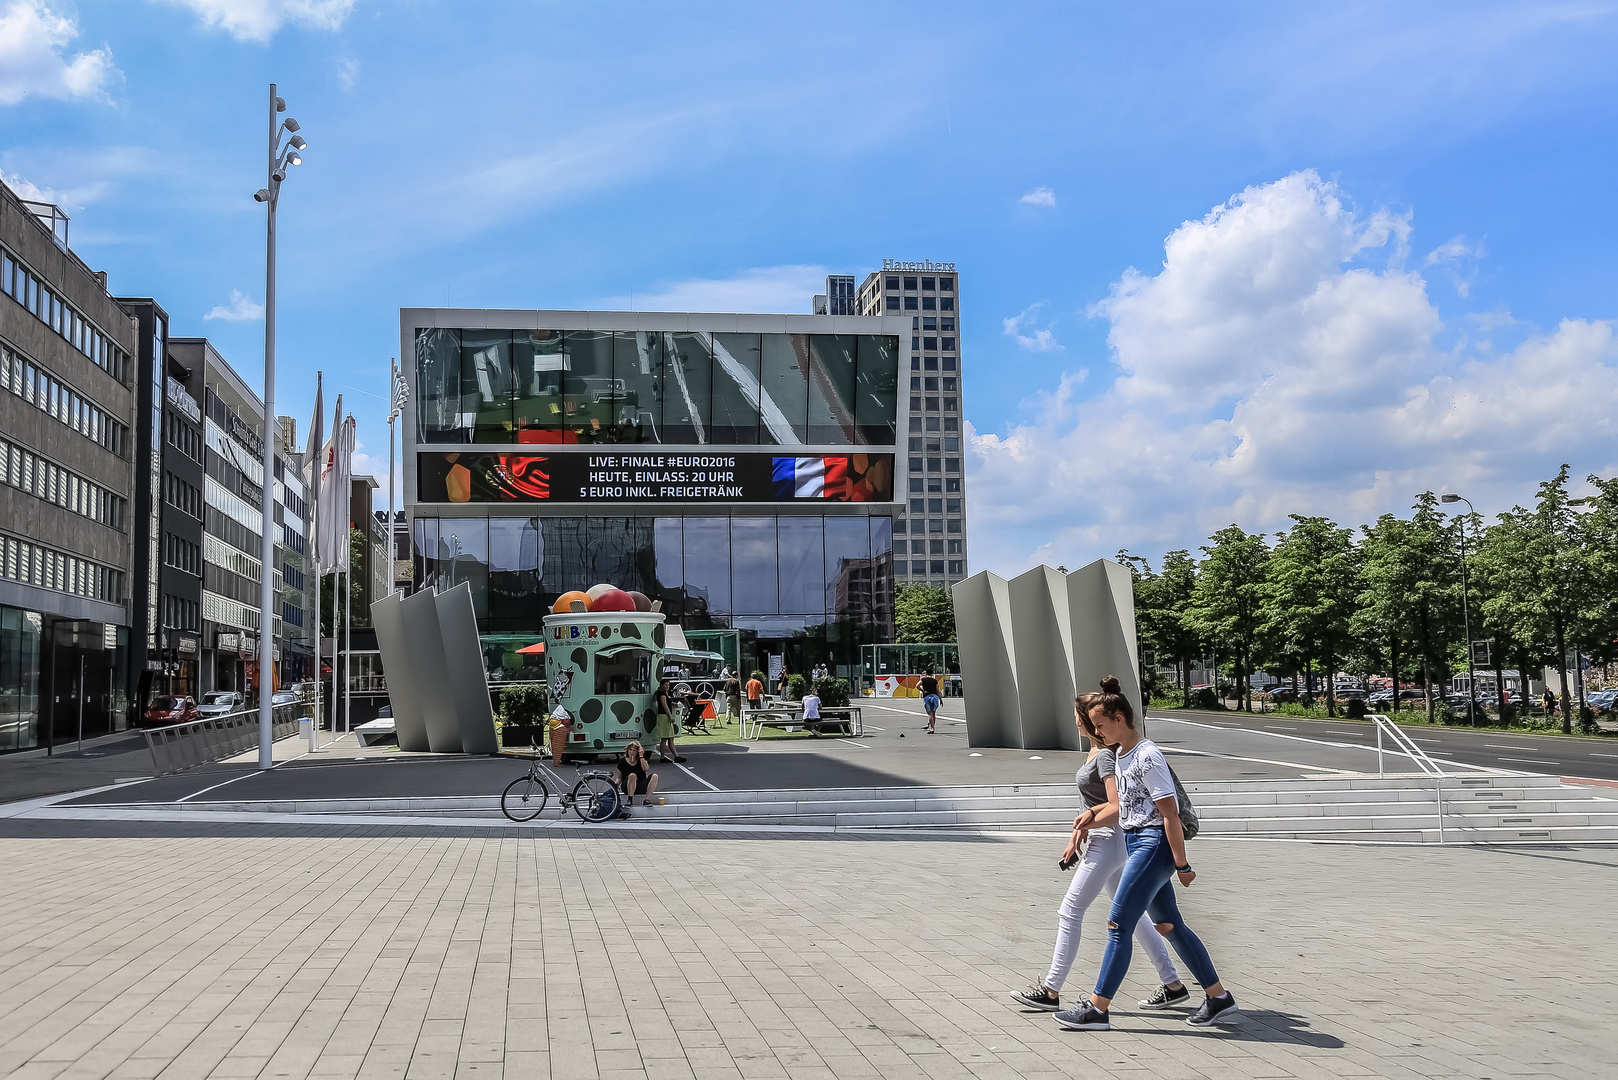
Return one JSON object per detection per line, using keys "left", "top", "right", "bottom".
{"left": 615, "top": 741, "right": 659, "bottom": 810}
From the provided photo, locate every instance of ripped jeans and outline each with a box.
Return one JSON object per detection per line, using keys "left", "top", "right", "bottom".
{"left": 1093, "top": 825, "right": 1221, "bottom": 1000}
{"left": 1044, "top": 824, "right": 1181, "bottom": 992}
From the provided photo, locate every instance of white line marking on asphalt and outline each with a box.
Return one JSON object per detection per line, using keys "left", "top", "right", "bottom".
{"left": 1497, "top": 757, "right": 1561, "bottom": 765}
{"left": 674, "top": 762, "right": 720, "bottom": 791}
{"left": 1160, "top": 745, "right": 1359, "bottom": 775}
{"left": 1592, "top": 754, "right": 1618, "bottom": 758}
{"left": 1149, "top": 716, "right": 1506, "bottom": 775}
{"left": 175, "top": 745, "right": 314, "bottom": 803}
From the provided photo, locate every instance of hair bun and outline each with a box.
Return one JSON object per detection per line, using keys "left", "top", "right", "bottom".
{"left": 1099, "top": 676, "right": 1122, "bottom": 695}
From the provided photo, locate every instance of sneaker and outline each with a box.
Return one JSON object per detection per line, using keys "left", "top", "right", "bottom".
{"left": 616, "top": 807, "right": 631, "bottom": 820}
{"left": 1009, "top": 984, "right": 1061, "bottom": 1011}
{"left": 1186, "top": 993, "right": 1239, "bottom": 1026}
{"left": 1139, "top": 984, "right": 1191, "bottom": 1010}
{"left": 1053, "top": 1001, "right": 1110, "bottom": 1031}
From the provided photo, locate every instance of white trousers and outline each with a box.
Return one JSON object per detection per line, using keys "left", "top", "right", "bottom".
{"left": 1044, "top": 825, "right": 1181, "bottom": 993}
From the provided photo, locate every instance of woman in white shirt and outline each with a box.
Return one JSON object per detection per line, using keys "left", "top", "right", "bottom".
{"left": 1008, "top": 692, "right": 1186, "bottom": 1013}
{"left": 1052, "top": 677, "right": 1238, "bottom": 1032}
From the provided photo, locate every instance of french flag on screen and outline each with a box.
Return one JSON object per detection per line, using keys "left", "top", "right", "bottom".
{"left": 773, "top": 456, "right": 849, "bottom": 499}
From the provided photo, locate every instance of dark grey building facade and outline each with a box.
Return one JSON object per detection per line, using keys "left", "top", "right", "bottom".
{"left": 0, "top": 183, "right": 137, "bottom": 750}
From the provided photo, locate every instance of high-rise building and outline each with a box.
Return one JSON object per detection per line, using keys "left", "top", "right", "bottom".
{"left": 856, "top": 260, "right": 966, "bottom": 588}
{"left": 1, "top": 183, "right": 138, "bottom": 750}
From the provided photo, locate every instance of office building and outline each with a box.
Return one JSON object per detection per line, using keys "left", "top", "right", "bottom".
{"left": 402, "top": 309, "right": 901, "bottom": 683}
{"left": 0, "top": 183, "right": 137, "bottom": 751}
{"left": 856, "top": 260, "right": 967, "bottom": 587}
{"left": 169, "top": 338, "right": 315, "bottom": 695}
{"left": 349, "top": 475, "right": 391, "bottom": 611}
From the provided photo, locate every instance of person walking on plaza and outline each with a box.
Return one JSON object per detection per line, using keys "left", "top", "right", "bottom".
{"left": 1010, "top": 693, "right": 1187, "bottom": 1014}
{"left": 1053, "top": 677, "right": 1238, "bottom": 1032}
{"left": 653, "top": 678, "right": 686, "bottom": 764}
{"left": 724, "top": 671, "right": 743, "bottom": 727}
{"left": 919, "top": 670, "right": 941, "bottom": 733}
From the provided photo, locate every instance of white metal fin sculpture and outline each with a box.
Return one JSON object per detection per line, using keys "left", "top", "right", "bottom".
{"left": 952, "top": 558, "right": 1142, "bottom": 749}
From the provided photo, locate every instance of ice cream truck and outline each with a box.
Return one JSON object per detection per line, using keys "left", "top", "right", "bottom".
{"left": 543, "top": 597, "right": 722, "bottom": 757}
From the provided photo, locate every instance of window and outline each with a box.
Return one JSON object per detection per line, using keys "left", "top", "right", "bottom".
{"left": 923, "top": 317, "right": 937, "bottom": 331}
{"left": 925, "top": 397, "right": 938, "bottom": 411}
{"left": 925, "top": 417, "right": 940, "bottom": 431}
{"left": 909, "top": 457, "right": 922, "bottom": 472}
{"left": 949, "top": 560, "right": 963, "bottom": 575}
{"left": 940, "top": 277, "right": 954, "bottom": 291}
{"left": 922, "top": 296, "right": 936, "bottom": 310}
{"left": 911, "top": 336, "right": 920, "bottom": 351}
{"left": 927, "top": 458, "right": 940, "bottom": 472}
{"left": 944, "top": 398, "right": 956, "bottom": 412}
{"left": 885, "top": 296, "right": 899, "bottom": 310}
{"left": 925, "top": 438, "right": 941, "bottom": 452}
{"left": 924, "top": 378, "right": 938, "bottom": 391}
{"left": 903, "top": 276, "right": 917, "bottom": 290}
{"left": 943, "top": 417, "right": 957, "bottom": 431}
{"left": 909, "top": 478, "right": 923, "bottom": 493}
{"left": 922, "top": 277, "right": 934, "bottom": 290}
{"left": 926, "top": 539, "right": 942, "bottom": 555}
{"left": 909, "top": 437, "right": 922, "bottom": 450}
{"left": 947, "top": 519, "right": 962, "bottom": 533}
{"left": 909, "top": 498, "right": 925, "bottom": 513}
{"left": 924, "top": 337, "right": 937, "bottom": 351}
{"left": 931, "top": 560, "right": 944, "bottom": 574}
{"left": 943, "top": 356, "right": 957, "bottom": 371}
{"left": 946, "top": 477, "right": 961, "bottom": 493}
{"left": 946, "top": 457, "right": 960, "bottom": 473}
{"left": 928, "top": 498, "right": 943, "bottom": 514}
{"left": 909, "top": 377, "right": 921, "bottom": 390}
{"left": 948, "top": 540, "right": 963, "bottom": 555}
{"left": 887, "top": 277, "right": 900, "bottom": 289}
{"left": 909, "top": 540, "right": 924, "bottom": 554}
{"left": 909, "top": 396, "right": 921, "bottom": 412}
{"left": 911, "top": 560, "right": 926, "bottom": 575}
{"left": 947, "top": 499, "right": 961, "bottom": 514}
{"left": 909, "top": 416, "right": 922, "bottom": 431}
{"left": 942, "top": 378, "right": 957, "bottom": 392}
{"left": 926, "top": 477, "right": 942, "bottom": 494}
{"left": 904, "top": 296, "right": 918, "bottom": 310}
{"left": 910, "top": 357, "right": 920, "bottom": 371}
{"left": 923, "top": 356, "right": 938, "bottom": 371}
{"left": 893, "top": 518, "right": 906, "bottom": 534}
{"left": 941, "top": 297, "right": 955, "bottom": 310}
{"left": 942, "top": 338, "right": 955, "bottom": 351}
{"left": 941, "top": 318, "right": 955, "bottom": 331}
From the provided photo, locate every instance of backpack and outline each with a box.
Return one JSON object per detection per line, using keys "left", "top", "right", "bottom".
{"left": 1167, "top": 766, "right": 1199, "bottom": 840}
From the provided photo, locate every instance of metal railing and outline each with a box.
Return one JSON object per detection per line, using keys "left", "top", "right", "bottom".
{"left": 1370, "top": 713, "right": 1448, "bottom": 842}
{"left": 140, "top": 699, "right": 309, "bottom": 776}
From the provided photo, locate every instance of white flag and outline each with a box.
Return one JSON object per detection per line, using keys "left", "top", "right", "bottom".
{"left": 316, "top": 396, "right": 352, "bottom": 572}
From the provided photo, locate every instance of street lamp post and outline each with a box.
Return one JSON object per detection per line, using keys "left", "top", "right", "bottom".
{"left": 252, "top": 84, "right": 308, "bottom": 769}
{"left": 1441, "top": 493, "right": 1478, "bottom": 726}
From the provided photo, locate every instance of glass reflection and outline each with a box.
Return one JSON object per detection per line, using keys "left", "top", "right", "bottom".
{"left": 615, "top": 331, "right": 664, "bottom": 444}
{"left": 660, "top": 332, "right": 713, "bottom": 444}
{"left": 487, "top": 517, "right": 541, "bottom": 631}
{"left": 514, "top": 330, "right": 565, "bottom": 442}
{"left": 855, "top": 336, "right": 899, "bottom": 445}
{"left": 710, "top": 333, "right": 762, "bottom": 444}
{"left": 413, "top": 516, "right": 439, "bottom": 591}
{"left": 807, "top": 335, "right": 858, "bottom": 444}
{"left": 463, "top": 330, "right": 514, "bottom": 443}
{"left": 416, "top": 328, "right": 467, "bottom": 442}
{"left": 541, "top": 517, "right": 587, "bottom": 608}
{"left": 652, "top": 517, "right": 683, "bottom": 616}
{"left": 682, "top": 517, "right": 730, "bottom": 618}
{"left": 562, "top": 331, "right": 618, "bottom": 443}
{"left": 439, "top": 517, "right": 489, "bottom": 617}
{"left": 758, "top": 334, "right": 809, "bottom": 443}
{"left": 777, "top": 516, "right": 825, "bottom": 615}
{"left": 730, "top": 517, "right": 777, "bottom": 615}
{"left": 870, "top": 515, "right": 895, "bottom": 641}
{"left": 823, "top": 516, "right": 871, "bottom": 619}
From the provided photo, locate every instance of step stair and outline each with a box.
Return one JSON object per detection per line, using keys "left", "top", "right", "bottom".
{"left": 93, "top": 772, "right": 1618, "bottom": 843}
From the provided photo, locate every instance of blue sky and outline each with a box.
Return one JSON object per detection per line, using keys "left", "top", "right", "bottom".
{"left": 4, "top": 1, "right": 1618, "bottom": 573}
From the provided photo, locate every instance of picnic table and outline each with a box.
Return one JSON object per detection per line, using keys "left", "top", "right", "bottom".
{"left": 741, "top": 704, "right": 864, "bottom": 739}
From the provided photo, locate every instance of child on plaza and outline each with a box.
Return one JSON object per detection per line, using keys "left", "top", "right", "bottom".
{"left": 1052, "top": 677, "right": 1238, "bottom": 1032}
{"left": 1009, "top": 691, "right": 1187, "bottom": 1014}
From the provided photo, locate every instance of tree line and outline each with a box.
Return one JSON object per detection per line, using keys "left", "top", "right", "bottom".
{"left": 1120, "top": 466, "right": 1618, "bottom": 734}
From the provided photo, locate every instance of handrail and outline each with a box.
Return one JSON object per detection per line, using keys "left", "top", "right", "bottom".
{"left": 139, "top": 697, "right": 311, "bottom": 776}
{"left": 1369, "top": 713, "right": 1447, "bottom": 842}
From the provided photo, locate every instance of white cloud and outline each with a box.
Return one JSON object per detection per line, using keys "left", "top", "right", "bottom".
{"left": 1003, "top": 304, "right": 1061, "bottom": 352}
{"left": 601, "top": 265, "right": 830, "bottom": 314}
{"left": 1020, "top": 187, "right": 1056, "bottom": 207}
{"left": 0, "top": 166, "right": 55, "bottom": 202}
{"left": 157, "top": 0, "right": 354, "bottom": 43}
{"left": 205, "top": 289, "right": 265, "bottom": 322}
{"left": 968, "top": 170, "right": 1618, "bottom": 576}
{"left": 0, "top": 1, "right": 116, "bottom": 106}
{"left": 336, "top": 55, "right": 359, "bottom": 92}
{"left": 1424, "top": 233, "right": 1485, "bottom": 298}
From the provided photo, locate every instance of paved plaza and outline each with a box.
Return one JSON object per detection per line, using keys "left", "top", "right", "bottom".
{"left": 0, "top": 823, "right": 1612, "bottom": 1080}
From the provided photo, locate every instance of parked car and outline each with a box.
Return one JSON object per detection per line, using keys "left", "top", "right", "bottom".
{"left": 271, "top": 689, "right": 299, "bottom": 706}
{"left": 1333, "top": 688, "right": 1367, "bottom": 701}
{"left": 1262, "top": 686, "right": 1299, "bottom": 703}
{"left": 143, "top": 695, "right": 199, "bottom": 727}
{"left": 197, "top": 691, "right": 244, "bottom": 718}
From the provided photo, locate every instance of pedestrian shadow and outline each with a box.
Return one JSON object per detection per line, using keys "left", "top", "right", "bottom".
{"left": 1099, "top": 1009, "right": 1344, "bottom": 1049}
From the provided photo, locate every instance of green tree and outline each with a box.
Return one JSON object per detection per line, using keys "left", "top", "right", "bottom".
{"left": 319, "top": 526, "right": 368, "bottom": 636}
{"left": 1475, "top": 466, "right": 1595, "bottom": 733}
{"left": 1188, "top": 526, "right": 1269, "bottom": 711}
{"left": 1262, "top": 516, "right": 1361, "bottom": 716}
{"left": 894, "top": 584, "right": 956, "bottom": 643}
{"left": 1127, "top": 549, "right": 1201, "bottom": 708}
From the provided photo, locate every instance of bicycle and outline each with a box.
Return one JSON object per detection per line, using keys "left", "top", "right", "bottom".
{"left": 500, "top": 744, "right": 622, "bottom": 823}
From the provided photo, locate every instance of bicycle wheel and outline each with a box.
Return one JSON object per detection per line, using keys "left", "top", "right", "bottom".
{"left": 501, "top": 774, "right": 550, "bottom": 821}
{"left": 571, "top": 774, "right": 619, "bottom": 823}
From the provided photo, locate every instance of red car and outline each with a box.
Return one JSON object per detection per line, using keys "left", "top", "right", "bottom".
{"left": 142, "top": 695, "right": 200, "bottom": 727}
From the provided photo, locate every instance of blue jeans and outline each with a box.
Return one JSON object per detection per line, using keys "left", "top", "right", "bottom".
{"left": 1093, "top": 826, "right": 1221, "bottom": 1000}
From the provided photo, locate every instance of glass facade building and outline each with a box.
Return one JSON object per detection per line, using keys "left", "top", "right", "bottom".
{"left": 405, "top": 311, "right": 906, "bottom": 683}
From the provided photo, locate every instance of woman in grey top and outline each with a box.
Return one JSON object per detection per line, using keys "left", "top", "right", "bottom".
{"left": 1009, "top": 693, "right": 1187, "bottom": 1012}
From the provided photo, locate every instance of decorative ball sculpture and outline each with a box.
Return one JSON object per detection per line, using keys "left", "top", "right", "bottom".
{"left": 585, "top": 583, "right": 616, "bottom": 602}
{"left": 626, "top": 590, "right": 652, "bottom": 612}
{"left": 553, "top": 590, "right": 592, "bottom": 613}
{"left": 591, "top": 588, "right": 636, "bottom": 612}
